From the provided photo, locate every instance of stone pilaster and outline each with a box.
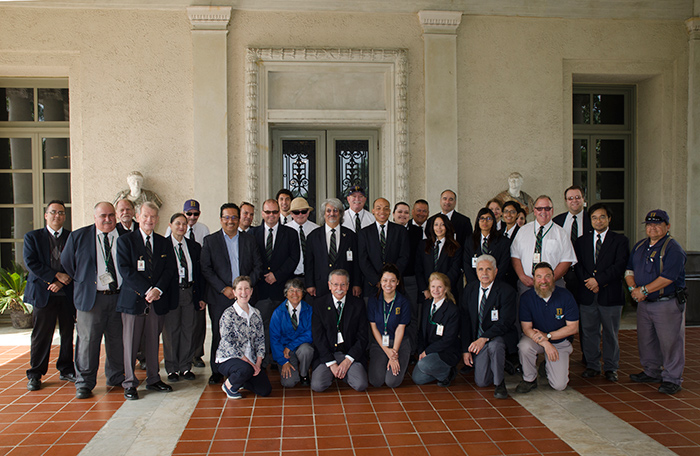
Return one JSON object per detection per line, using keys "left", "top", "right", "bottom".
{"left": 686, "top": 17, "right": 700, "bottom": 250}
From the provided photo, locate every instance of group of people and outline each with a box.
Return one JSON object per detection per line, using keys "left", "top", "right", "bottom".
{"left": 22, "top": 182, "right": 687, "bottom": 403}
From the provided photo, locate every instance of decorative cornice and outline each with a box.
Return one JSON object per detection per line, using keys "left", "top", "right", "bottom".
{"left": 687, "top": 17, "right": 700, "bottom": 39}
{"left": 418, "top": 10, "right": 463, "bottom": 34}
{"left": 187, "top": 6, "right": 232, "bottom": 31}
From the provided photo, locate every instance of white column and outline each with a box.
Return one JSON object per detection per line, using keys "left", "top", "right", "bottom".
{"left": 187, "top": 6, "right": 231, "bottom": 229}
{"left": 686, "top": 16, "right": 700, "bottom": 250}
{"left": 418, "top": 10, "right": 463, "bottom": 209}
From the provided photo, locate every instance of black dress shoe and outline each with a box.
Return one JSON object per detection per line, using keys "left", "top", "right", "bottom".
{"left": 76, "top": 387, "right": 92, "bottom": 399}
{"left": 300, "top": 376, "right": 310, "bottom": 386}
{"left": 459, "top": 365, "right": 473, "bottom": 375}
{"left": 437, "top": 367, "right": 456, "bottom": 387}
{"left": 27, "top": 378, "right": 41, "bottom": 391}
{"left": 181, "top": 371, "right": 196, "bottom": 381}
{"left": 494, "top": 381, "right": 508, "bottom": 399}
{"left": 60, "top": 373, "right": 76, "bottom": 383}
{"left": 604, "top": 370, "right": 618, "bottom": 382}
{"left": 658, "top": 381, "right": 682, "bottom": 395}
{"left": 167, "top": 372, "right": 180, "bottom": 382}
{"left": 124, "top": 387, "right": 139, "bottom": 400}
{"left": 193, "top": 357, "right": 205, "bottom": 368}
{"left": 137, "top": 360, "right": 147, "bottom": 370}
{"left": 146, "top": 381, "right": 173, "bottom": 392}
{"left": 630, "top": 371, "right": 661, "bottom": 383}
{"left": 515, "top": 379, "right": 538, "bottom": 394}
{"left": 581, "top": 368, "right": 600, "bottom": 378}
{"left": 208, "top": 373, "right": 224, "bottom": 384}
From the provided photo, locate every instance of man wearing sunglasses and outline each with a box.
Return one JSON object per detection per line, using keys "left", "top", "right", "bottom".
{"left": 510, "top": 195, "right": 577, "bottom": 295}
{"left": 285, "top": 197, "right": 320, "bottom": 282}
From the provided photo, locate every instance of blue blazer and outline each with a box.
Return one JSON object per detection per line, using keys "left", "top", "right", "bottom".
{"left": 166, "top": 236, "right": 204, "bottom": 309}
{"left": 116, "top": 230, "right": 177, "bottom": 315}
{"left": 269, "top": 300, "right": 313, "bottom": 367}
{"left": 252, "top": 224, "right": 300, "bottom": 301}
{"left": 23, "top": 227, "right": 73, "bottom": 308}
{"left": 200, "top": 230, "right": 263, "bottom": 308}
{"left": 61, "top": 225, "right": 112, "bottom": 312}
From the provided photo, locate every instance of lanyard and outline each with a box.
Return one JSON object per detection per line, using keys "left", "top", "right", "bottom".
{"left": 98, "top": 233, "right": 113, "bottom": 270}
{"left": 382, "top": 296, "right": 396, "bottom": 335}
{"left": 336, "top": 301, "right": 345, "bottom": 329}
{"left": 174, "top": 241, "right": 186, "bottom": 264}
{"left": 428, "top": 301, "right": 439, "bottom": 326}
{"left": 534, "top": 222, "right": 554, "bottom": 240}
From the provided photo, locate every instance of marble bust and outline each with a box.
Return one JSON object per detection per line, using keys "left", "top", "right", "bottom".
{"left": 113, "top": 171, "right": 163, "bottom": 209}
{"left": 495, "top": 172, "right": 534, "bottom": 215}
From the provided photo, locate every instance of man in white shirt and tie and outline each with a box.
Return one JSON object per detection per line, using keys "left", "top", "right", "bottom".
{"left": 276, "top": 189, "right": 293, "bottom": 225}
{"left": 285, "top": 197, "right": 320, "bottom": 281}
{"left": 341, "top": 186, "right": 375, "bottom": 233}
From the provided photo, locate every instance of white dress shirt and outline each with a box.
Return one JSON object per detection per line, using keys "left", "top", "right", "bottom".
{"left": 341, "top": 208, "right": 375, "bottom": 233}
{"left": 510, "top": 220, "right": 577, "bottom": 278}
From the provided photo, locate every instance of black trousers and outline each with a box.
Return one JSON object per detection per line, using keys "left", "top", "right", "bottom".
{"left": 27, "top": 295, "right": 75, "bottom": 379}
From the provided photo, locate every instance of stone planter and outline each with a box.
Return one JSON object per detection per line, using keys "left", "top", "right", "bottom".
{"left": 10, "top": 310, "right": 33, "bottom": 329}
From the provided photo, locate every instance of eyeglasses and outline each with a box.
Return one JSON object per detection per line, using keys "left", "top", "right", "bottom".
{"left": 263, "top": 210, "right": 280, "bottom": 215}
{"left": 503, "top": 209, "right": 517, "bottom": 215}
{"left": 566, "top": 195, "right": 583, "bottom": 201}
{"left": 325, "top": 208, "right": 340, "bottom": 214}
{"left": 186, "top": 212, "right": 200, "bottom": 217}
{"left": 534, "top": 207, "right": 553, "bottom": 212}
{"left": 221, "top": 215, "right": 239, "bottom": 221}
{"left": 291, "top": 209, "right": 309, "bottom": 215}
{"left": 47, "top": 210, "right": 66, "bottom": 216}
{"left": 478, "top": 216, "right": 493, "bottom": 222}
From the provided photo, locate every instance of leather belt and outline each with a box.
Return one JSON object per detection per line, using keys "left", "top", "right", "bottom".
{"left": 97, "top": 289, "right": 120, "bottom": 295}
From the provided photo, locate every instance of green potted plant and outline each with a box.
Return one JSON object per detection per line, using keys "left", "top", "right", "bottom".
{"left": 0, "top": 262, "right": 33, "bottom": 329}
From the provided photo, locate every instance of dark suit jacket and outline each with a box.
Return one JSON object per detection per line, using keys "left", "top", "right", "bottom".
{"left": 166, "top": 236, "right": 204, "bottom": 309}
{"left": 416, "top": 298, "right": 461, "bottom": 366}
{"left": 415, "top": 239, "right": 463, "bottom": 295}
{"left": 358, "top": 221, "right": 409, "bottom": 295}
{"left": 404, "top": 223, "right": 424, "bottom": 277}
{"left": 574, "top": 230, "right": 629, "bottom": 307}
{"left": 304, "top": 225, "right": 361, "bottom": 296}
{"left": 116, "top": 230, "right": 177, "bottom": 315}
{"left": 460, "top": 280, "right": 517, "bottom": 354}
{"left": 553, "top": 210, "right": 592, "bottom": 238}
{"left": 252, "top": 224, "right": 300, "bottom": 301}
{"left": 61, "top": 225, "right": 114, "bottom": 312}
{"left": 23, "top": 227, "right": 73, "bottom": 308}
{"left": 200, "top": 230, "right": 263, "bottom": 309}
{"left": 448, "top": 211, "right": 473, "bottom": 247}
{"left": 462, "top": 235, "right": 511, "bottom": 286}
{"left": 116, "top": 221, "right": 139, "bottom": 236}
{"left": 311, "top": 293, "right": 368, "bottom": 368}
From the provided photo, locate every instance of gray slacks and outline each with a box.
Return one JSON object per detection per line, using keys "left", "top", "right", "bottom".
{"left": 518, "top": 336, "right": 572, "bottom": 391}
{"left": 278, "top": 343, "right": 314, "bottom": 388}
{"left": 163, "top": 287, "right": 196, "bottom": 374}
{"left": 122, "top": 309, "right": 165, "bottom": 388}
{"left": 311, "top": 352, "right": 368, "bottom": 392}
{"left": 580, "top": 299, "right": 621, "bottom": 372}
{"left": 368, "top": 338, "right": 411, "bottom": 388}
{"left": 74, "top": 293, "right": 124, "bottom": 390}
{"left": 637, "top": 298, "right": 685, "bottom": 385}
{"left": 473, "top": 336, "right": 506, "bottom": 387}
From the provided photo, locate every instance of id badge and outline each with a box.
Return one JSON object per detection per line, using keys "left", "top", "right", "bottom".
{"left": 137, "top": 259, "right": 146, "bottom": 272}
{"left": 533, "top": 253, "right": 541, "bottom": 264}
{"left": 337, "top": 331, "right": 344, "bottom": 344}
{"left": 178, "top": 266, "right": 186, "bottom": 278}
{"left": 346, "top": 250, "right": 353, "bottom": 261}
{"left": 382, "top": 334, "right": 390, "bottom": 347}
{"left": 491, "top": 309, "right": 499, "bottom": 321}
{"left": 436, "top": 324, "right": 444, "bottom": 336}
{"left": 471, "top": 257, "right": 478, "bottom": 268}
{"left": 99, "top": 273, "right": 115, "bottom": 286}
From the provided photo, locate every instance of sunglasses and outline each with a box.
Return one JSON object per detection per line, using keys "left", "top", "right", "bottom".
{"left": 534, "top": 207, "right": 553, "bottom": 212}
{"left": 263, "top": 210, "right": 280, "bottom": 215}
{"left": 291, "top": 209, "right": 309, "bottom": 215}
{"left": 186, "top": 212, "right": 200, "bottom": 217}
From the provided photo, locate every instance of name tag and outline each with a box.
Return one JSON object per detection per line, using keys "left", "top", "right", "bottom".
{"left": 471, "top": 257, "right": 478, "bottom": 268}
{"left": 533, "top": 253, "right": 541, "bottom": 264}
{"left": 178, "top": 266, "right": 186, "bottom": 278}
{"left": 137, "top": 259, "right": 146, "bottom": 272}
{"left": 382, "top": 334, "right": 390, "bottom": 347}
{"left": 99, "top": 273, "right": 115, "bottom": 286}
{"left": 346, "top": 250, "right": 353, "bottom": 261}
{"left": 337, "top": 331, "right": 344, "bottom": 344}
{"left": 491, "top": 309, "right": 499, "bottom": 321}
{"left": 436, "top": 324, "right": 444, "bottom": 336}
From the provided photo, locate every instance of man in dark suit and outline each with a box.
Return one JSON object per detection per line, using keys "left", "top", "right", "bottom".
{"left": 252, "top": 199, "right": 300, "bottom": 360}
{"left": 438, "top": 189, "right": 472, "bottom": 247}
{"left": 460, "top": 255, "right": 517, "bottom": 399}
{"left": 358, "top": 198, "right": 409, "bottom": 297}
{"left": 310, "top": 269, "right": 368, "bottom": 392}
{"left": 305, "top": 198, "right": 361, "bottom": 298}
{"left": 115, "top": 198, "right": 139, "bottom": 235}
{"left": 61, "top": 202, "right": 125, "bottom": 399}
{"left": 24, "top": 200, "right": 75, "bottom": 391}
{"left": 116, "top": 202, "right": 177, "bottom": 400}
{"left": 411, "top": 199, "right": 430, "bottom": 237}
{"left": 574, "top": 203, "right": 629, "bottom": 382}
{"left": 200, "top": 203, "right": 263, "bottom": 384}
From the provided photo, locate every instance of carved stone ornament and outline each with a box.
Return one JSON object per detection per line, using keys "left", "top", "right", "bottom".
{"left": 187, "top": 6, "right": 232, "bottom": 30}
{"left": 245, "top": 47, "right": 409, "bottom": 209}
{"left": 686, "top": 18, "right": 700, "bottom": 39}
{"left": 418, "top": 10, "right": 463, "bottom": 34}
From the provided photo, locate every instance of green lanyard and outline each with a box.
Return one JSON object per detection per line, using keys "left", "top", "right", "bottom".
{"left": 382, "top": 296, "right": 396, "bottom": 335}
{"left": 336, "top": 300, "right": 345, "bottom": 330}
{"left": 428, "top": 300, "right": 441, "bottom": 326}
{"left": 534, "top": 222, "right": 554, "bottom": 240}
{"left": 98, "top": 233, "right": 113, "bottom": 270}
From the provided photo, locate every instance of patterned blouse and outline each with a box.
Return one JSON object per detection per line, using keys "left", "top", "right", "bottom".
{"left": 216, "top": 303, "right": 266, "bottom": 363}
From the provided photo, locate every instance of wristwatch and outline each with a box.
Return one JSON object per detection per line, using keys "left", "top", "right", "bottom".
{"left": 546, "top": 333, "right": 552, "bottom": 340}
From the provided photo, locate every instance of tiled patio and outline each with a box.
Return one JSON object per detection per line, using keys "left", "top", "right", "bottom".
{"left": 0, "top": 324, "right": 698, "bottom": 455}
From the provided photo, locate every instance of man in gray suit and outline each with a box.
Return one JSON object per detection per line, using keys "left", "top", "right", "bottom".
{"left": 200, "top": 203, "right": 263, "bottom": 384}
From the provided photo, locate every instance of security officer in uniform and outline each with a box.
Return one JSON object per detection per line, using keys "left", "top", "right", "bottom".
{"left": 625, "top": 209, "right": 687, "bottom": 395}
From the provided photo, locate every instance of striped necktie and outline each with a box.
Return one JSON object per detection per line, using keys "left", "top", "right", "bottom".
{"left": 595, "top": 233, "right": 602, "bottom": 264}
{"left": 329, "top": 228, "right": 337, "bottom": 264}
{"left": 380, "top": 224, "right": 386, "bottom": 260}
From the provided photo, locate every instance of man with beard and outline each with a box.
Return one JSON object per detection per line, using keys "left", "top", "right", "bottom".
{"left": 516, "top": 262, "right": 579, "bottom": 393}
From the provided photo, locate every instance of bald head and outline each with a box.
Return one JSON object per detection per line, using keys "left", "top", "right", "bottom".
{"left": 372, "top": 197, "right": 391, "bottom": 224}
{"left": 94, "top": 202, "right": 117, "bottom": 233}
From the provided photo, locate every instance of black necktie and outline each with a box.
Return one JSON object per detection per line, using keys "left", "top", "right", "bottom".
{"left": 178, "top": 242, "right": 188, "bottom": 285}
{"left": 478, "top": 288, "right": 488, "bottom": 337}
{"left": 571, "top": 215, "right": 578, "bottom": 244}
{"left": 299, "top": 227, "right": 307, "bottom": 258}
{"left": 355, "top": 213, "right": 361, "bottom": 233}
{"left": 434, "top": 240, "right": 441, "bottom": 268}
{"left": 266, "top": 228, "right": 274, "bottom": 261}
{"left": 533, "top": 226, "right": 544, "bottom": 274}
{"left": 188, "top": 227, "right": 195, "bottom": 243}
{"left": 482, "top": 236, "right": 489, "bottom": 255}
{"left": 291, "top": 307, "right": 298, "bottom": 330}
{"left": 380, "top": 224, "right": 386, "bottom": 260}
{"left": 329, "top": 228, "right": 337, "bottom": 264}
{"left": 103, "top": 233, "right": 118, "bottom": 291}
{"left": 145, "top": 235, "right": 153, "bottom": 275}
{"left": 595, "top": 233, "right": 602, "bottom": 264}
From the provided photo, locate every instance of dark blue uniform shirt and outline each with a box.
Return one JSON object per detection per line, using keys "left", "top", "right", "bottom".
{"left": 367, "top": 292, "right": 411, "bottom": 339}
{"left": 519, "top": 287, "right": 579, "bottom": 344}
{"left": 626, "top": 234, "right": 686, "bottom": 300}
